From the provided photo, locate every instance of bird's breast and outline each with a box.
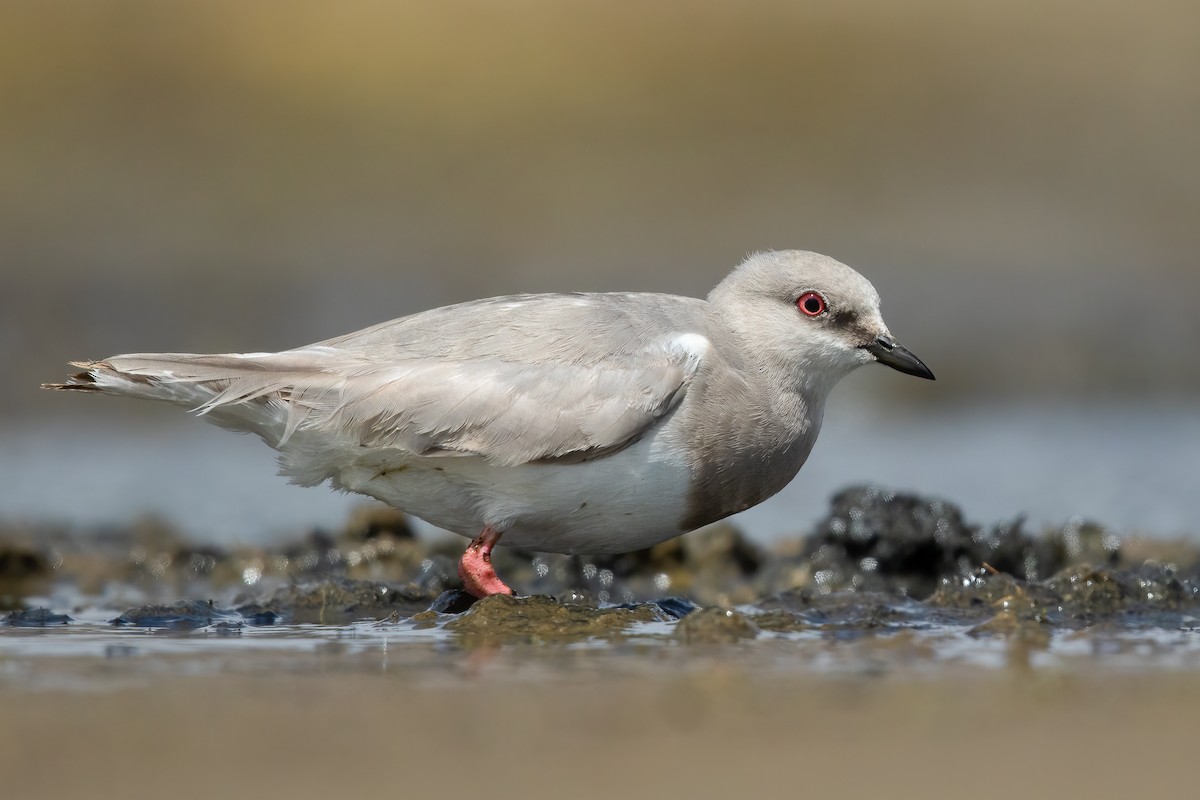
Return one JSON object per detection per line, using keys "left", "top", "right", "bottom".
{"left": 670, "top": 376, "right": 822, "bottom": 532}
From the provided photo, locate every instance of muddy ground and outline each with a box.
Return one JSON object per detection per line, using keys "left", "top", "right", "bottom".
{"left": 4, "top": 486, "right": 1197, "bottom": 632}
{"left": 2, "top": 486, "right": 1198, "bottom": 799}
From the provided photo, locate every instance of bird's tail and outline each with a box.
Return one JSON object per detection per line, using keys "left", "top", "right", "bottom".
{"left": 47, "top": 350, "right": 383, "bottom": 488}
{"left": 42, "top": 352, "right": 339, "bottom": 444}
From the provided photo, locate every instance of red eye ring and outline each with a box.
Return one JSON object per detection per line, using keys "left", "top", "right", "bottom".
{"left": 797, "top": 291, "right": 827, "bottom": 317}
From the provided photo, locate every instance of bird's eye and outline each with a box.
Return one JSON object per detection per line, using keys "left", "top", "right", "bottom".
{"left": 796, "top": 291, "right": 827, "bottom": 317}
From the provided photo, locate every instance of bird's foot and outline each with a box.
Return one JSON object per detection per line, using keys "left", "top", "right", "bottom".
{"left": 458, "top": 526, "right": 514, "bottom": 598}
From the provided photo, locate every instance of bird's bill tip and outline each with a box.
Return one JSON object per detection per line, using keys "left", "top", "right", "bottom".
{"left": 864, "top": 335, "right": 935, "bottom": 380}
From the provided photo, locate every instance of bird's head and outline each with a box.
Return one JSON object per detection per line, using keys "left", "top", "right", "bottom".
{"left": 708, "top": 250, "right": 934, "bottom": 391}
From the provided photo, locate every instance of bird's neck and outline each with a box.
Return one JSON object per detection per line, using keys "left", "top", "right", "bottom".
{"left": 672, "top": 348, "right": 827, "bottom": 532}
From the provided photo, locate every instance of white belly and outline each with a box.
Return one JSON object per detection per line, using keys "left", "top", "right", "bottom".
{"left": 331, "top": 429, "right": 693, "bottom": 554}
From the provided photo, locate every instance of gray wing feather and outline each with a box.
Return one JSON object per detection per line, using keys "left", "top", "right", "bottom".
{"left": 307, "top": 358, "right": 688, "bottom": 465}
{"left": 67, "top": 293, "right": 709, "bottom": 466}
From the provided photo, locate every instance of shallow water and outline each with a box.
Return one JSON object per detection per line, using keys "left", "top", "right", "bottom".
{"left": 4, "top": 598, "right": 1199, "bottom": 696}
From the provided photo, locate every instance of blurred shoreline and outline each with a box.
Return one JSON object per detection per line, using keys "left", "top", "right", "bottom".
{"left": 3, "top": 1, "right": 1199, "bottom": 413}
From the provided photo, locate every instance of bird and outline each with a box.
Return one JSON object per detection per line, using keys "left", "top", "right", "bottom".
{"left": 45, "top": 250, "right": 933, "bottom": 597}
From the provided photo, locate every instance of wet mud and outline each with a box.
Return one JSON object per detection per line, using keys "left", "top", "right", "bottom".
{"left": 1, "top": 485, "right": 1196, "bottom": 650}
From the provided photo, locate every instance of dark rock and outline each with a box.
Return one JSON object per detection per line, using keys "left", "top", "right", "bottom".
{"left": 112, "top": 596, "right": 339, "bottom": 628}
{"left": 614, "top": 596, "right": 698, "bottom": 619}
{"left": 955, "top": 572, "right": 1053, "bottom": 640}
{"left": 428, "top": 589, "right": 478, "bottom": 614}
{"left": 1121, "top": 563, "right": 1193, "bottom": 610}
{"left": 1048, "top": 563, "right": 1193, "bottom": 622}
{"left": 652, "top": 597, "right": 699, "bottom": 620}
{"left": 5, "top": 607, "right": 70, "bottom": 626}
{"left": 1048, "top": 566, "right": 1132, "bottom": 619}
{"left": 234, "top": 604, "right": 281, "bottom": 625}
{"left": 799, "top": 486, "right": 1107, "bottom": 599}
{"left": 927, "top": 569, "right": 1058, "bottom": 625}
{"left": 111, "top": 600, "right": 222, "bottom": 629}
{"left": 801, "top": 486, "right": 979, "bottom": 597}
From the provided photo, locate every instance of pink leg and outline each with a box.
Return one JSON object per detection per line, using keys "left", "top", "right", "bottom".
{"left": 458, "top": 526, "right": 514, "bottom": 598}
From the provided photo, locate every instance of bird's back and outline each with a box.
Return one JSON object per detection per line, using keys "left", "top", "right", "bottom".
{"left": 315, "top": 291, "right": 709, "bottom": 364}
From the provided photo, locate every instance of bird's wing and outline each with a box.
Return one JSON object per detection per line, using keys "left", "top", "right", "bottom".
{"left": 274, "top": 292, "right": 710, "bottom": 463}
{"left": 265, "top": 352, "right": 694, "bottom": 465}
{"left": 53, "top": 293, "right": 712, "bottom": 465}
{"left": 62, "top": 338, "right": 705, "bottom": 467}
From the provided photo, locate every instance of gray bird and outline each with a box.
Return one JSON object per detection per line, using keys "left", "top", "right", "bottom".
{"left": 45, "top": 250, "right": 933, "bottom": 596}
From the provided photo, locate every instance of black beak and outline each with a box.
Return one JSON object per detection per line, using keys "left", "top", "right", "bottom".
{"left": 864, "top": 334, "right": 935, "bottom": 380}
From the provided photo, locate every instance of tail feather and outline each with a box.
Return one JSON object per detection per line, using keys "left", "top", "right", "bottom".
{"left": 41, "top": 360, "right": 119, "bottom": 391}
{"left": 41, "top": 352, "right": 341, "bottom": 443}
{"left": 44, "top": 350, "right": 380, "bottom": 488}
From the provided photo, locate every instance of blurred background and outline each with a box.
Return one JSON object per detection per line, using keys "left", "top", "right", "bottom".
{"left": 1, "top": 0, "right": 1197, "bottom": 543}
